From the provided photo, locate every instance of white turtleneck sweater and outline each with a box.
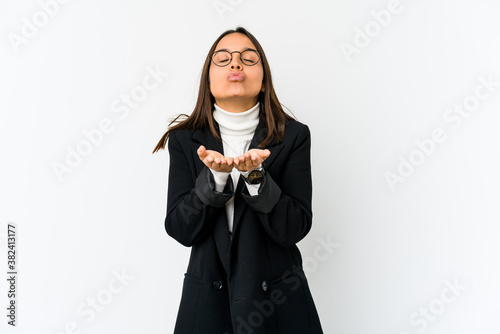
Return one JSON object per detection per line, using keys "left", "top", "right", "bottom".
{"left": 210, "top": 101, "right": 262, "bottom": 233}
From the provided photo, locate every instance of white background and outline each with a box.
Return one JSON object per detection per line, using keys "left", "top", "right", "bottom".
{"left": 1, "top": 0, "right": 499, "bottom": 333}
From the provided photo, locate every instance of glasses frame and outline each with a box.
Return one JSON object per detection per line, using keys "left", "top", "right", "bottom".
{"left": 210, "top": 48, "right": 262, "bottom": 67}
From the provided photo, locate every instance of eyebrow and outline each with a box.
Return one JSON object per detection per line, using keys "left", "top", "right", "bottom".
{"left": 214, "top": 47, "right": 257, "bottom": 52}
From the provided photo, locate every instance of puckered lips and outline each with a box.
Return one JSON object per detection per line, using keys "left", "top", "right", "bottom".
{"left": 228, "top": 71, "right": 244, "bottom": 82}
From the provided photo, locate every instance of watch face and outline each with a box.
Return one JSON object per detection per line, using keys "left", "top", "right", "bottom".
{"left": 247, "top": 170, "right": 264, "bottom": 184}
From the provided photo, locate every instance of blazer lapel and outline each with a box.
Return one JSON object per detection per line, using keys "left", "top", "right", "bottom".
{"left": 191, "top": 122, "right": 224, "bottom": 156}
{"left": 191, "top": 123, "right": 232, "bottom": 274}
{"left": 230, "top": 118, "right": 285, "bottom": 242}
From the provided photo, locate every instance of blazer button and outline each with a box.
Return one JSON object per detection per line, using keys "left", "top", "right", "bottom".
{"left": 261, "top": 280, "right": 268, "bottom": 292}
{"left": 213, "top": 280, "right": 223, "bottom": 290}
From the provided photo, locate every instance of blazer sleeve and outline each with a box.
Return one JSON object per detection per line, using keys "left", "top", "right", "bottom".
{"left": 241, "top": 124, "right": 313, "bottom": 248}
{"left": 164, "top": 131, "right": 234, "bottom": 247}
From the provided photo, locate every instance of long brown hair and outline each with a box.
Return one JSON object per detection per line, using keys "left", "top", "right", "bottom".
{"left": 152, "top": 26, "right": 295, "bottom": 154}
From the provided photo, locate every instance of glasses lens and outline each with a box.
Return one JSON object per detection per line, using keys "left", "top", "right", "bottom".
{"left": 241, "top": 50, "right": 260, "bottom": 65}
{"left": 213, "top": 51, "right": 231, "bottom": 66}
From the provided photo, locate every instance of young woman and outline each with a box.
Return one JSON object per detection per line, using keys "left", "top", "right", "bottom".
{"left": 153, "top": 27, "right": 323, "bottom": 334}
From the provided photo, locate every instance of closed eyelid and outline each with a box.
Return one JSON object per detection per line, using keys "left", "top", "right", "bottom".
{"left": 214, "top": 48, "right": 256, "bottom": 53}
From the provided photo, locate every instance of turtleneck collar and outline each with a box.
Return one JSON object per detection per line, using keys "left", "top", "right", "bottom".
{"left": 213, "top": 101, "right": 260, "bottom": 136}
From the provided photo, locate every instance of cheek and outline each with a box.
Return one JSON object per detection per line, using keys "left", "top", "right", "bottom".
{"left": 249, "top": 70, "right": 264, "bottom": 88}
{"left": 209, "top": 70, "right": 226, "bottom": 91}
{"left": 252, "top": 67, "right": 264, "bottom": 83}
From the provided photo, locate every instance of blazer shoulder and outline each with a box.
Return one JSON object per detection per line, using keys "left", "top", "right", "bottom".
{"left": 167, "top": 127, "right": 195, "bottom": 147}
{"left": 284, "top": 118, "right": 310, "bottom": 138}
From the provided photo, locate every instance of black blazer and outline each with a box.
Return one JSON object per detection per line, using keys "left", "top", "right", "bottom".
{"left": 165, "top": 116, "right": 323, "bottom": 334}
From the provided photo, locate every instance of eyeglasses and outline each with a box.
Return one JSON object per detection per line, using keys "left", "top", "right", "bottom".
{"left": 210, "top": 49, "right": 261, "bottom": 67}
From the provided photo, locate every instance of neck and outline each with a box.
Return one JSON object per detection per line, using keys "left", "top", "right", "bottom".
{"left": 213, "top": 101, "right": 260, "bottom": 136}
{"left": 214, "top": 97, "right": 259, "bottom": 113}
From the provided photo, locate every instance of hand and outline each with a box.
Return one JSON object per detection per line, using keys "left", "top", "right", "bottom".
{"left": 233, "top": 149, "right": 270, "bottom": 172}
{"left": 197, "top": 145, "right": 234, "bottom": 173}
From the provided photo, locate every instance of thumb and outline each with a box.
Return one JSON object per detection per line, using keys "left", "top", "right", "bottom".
{"left": 197, "top": 145, "right": 206, "bottom": 158}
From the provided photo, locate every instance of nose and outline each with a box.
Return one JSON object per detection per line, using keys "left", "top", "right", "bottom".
{"left": 230, "top": 53, "right": 243, "bottom": 70}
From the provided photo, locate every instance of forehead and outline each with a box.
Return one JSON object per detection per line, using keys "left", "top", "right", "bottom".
{"left": 215, "top": 33, "right": 256, "bottom": 51}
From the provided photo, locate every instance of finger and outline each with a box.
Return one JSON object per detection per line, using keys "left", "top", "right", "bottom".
{"left": 244, "top": 154, "right": 253, "bottom": 169}
{"left": 253, "top": 160, "right": 260, "bottom": 167}
{"left": 248, "top": 154, "right": 256, "bottom": 165}
{"left": 254, "top": 149, "right": 269, "bottom": 160}
{"left": 251, "top": 154, "right": 260, "bottom": 167}
{"left": 197, "top": 145, "right": 207, "bottom": 159}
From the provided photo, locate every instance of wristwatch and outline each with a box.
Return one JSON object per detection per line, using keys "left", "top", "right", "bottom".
{"left": 242, "top": 167, "right": 265, "bottom": 185}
